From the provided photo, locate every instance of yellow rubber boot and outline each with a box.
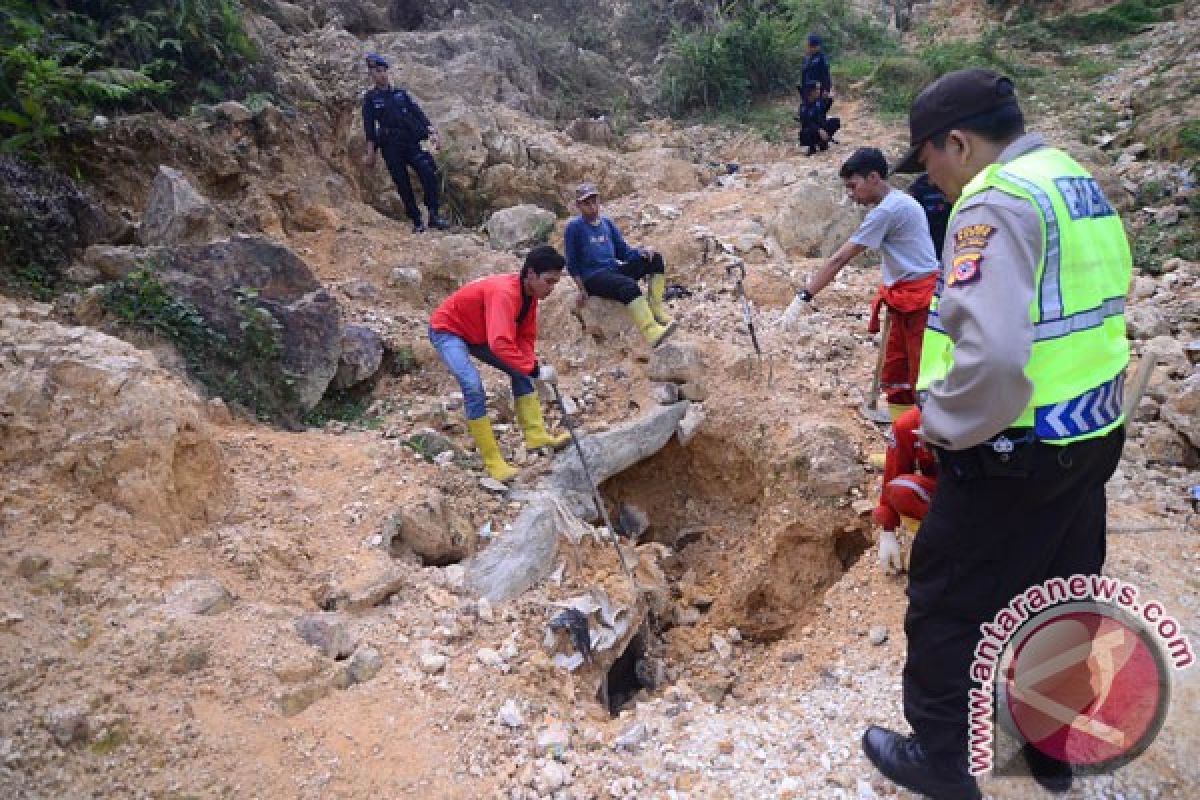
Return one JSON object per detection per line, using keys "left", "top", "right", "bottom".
{"left": 515, "top": 393, "right": 570, "bottom": 450}
{"left": 647, "top": 274, "right": 672, "bottom": 326}
{"left": 466, "top": 417, "right": 518, "bottom": 482}
{"left": 626, "top": 295, "right": 677, "bottom": 348}
{"left": 888, "top": 403, "right": 914, "bottom": 422}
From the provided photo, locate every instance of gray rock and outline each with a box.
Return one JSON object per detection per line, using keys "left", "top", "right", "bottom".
{"left": 678, "top": 380, "right": 709, "bottom": 402}
{"left": 676, "top": 406, "right": 705, "bottom": 447}
{"left": 1161, "top": 373, "right": 1200, "bottom": 449}
{"left": 277, "top": 680, "right": 331, "bottom": 717}
{"left": 419, "top": 653, "right": 448, "bottom": 675}
{"left": 614, "top": 722, "right": 648, "bottom": 751}
{"left": 166, "top": 578, "right": 232, "bottom": 615}
{"left": 44, "top": 705, "right": 89, "bottom": 747}
{"left": 141, "top": 165, "right": 217, "bottom": 246}
{"left": 483, "top": 204, "right": 556, "bottom": 250}
{"left": 653, "top": 383, "right": 680, "bottom": 404}
{"left": 389, "top": 267, "right": 423, "bottom": 287}
{"left": 294, "top": 612, "right": 358, "bottom": 659}
{"left": 868, "top": 625, "right": 889, "bottom": 646}
{"left": 82, "top": 244, "right": 154, "bottom": 280}
{"left": 148, "top": 235, "right": 342, "bottom": 426}
{"left": 497, "top": 697, "right": 525, "bottom": 728}
{"left": 1125, "top": 306, "right": 1171, "bottom": 340}
{"left": 332, "top": 325, "right": 384, "bottom": 389}
{"left": 648, "top": 342, "right": 705, "bottom": 384}
{"left": 214, "top": 100, "right": 253, "bottom": 123}
{"left": 343, "top": 646, "right": 383, "bottom": 686}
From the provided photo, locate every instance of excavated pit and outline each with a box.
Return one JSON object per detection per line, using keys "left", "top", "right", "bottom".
{"left": 598, "top": 430, "right": 870, "bottom": 644}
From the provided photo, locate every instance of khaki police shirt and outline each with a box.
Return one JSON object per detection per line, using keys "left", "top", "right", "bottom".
{"left": 921, "top": 133, "right": 1049, "bottom": 451}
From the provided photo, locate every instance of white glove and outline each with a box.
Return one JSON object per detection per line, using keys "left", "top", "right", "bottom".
{"left": 779, "top": 293, "right": 813, "bottom": 329}
{"left": 878, "top": 529, "right": 903, "bottom": 574}
{"left": 535, "top": 364, "right": 558, "bottom": 383}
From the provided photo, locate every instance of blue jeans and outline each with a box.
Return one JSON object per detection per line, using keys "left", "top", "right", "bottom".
{"left": 429, "top": 327, "right": 534, "bottom": 420}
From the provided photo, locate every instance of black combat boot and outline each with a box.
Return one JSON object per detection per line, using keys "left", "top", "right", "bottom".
{"left": 862, "top": 726, "right": 982, "bottom": 800}
{"left": 429, "top": 214, "right": 450, "bottom": 230}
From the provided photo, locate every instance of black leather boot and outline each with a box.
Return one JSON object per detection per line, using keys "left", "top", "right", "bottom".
{"left": 1022, "top": 743, "right": 1073, "bottom": 793}
{"left": 862, "top": 726, "right": 982, "bottom": 800}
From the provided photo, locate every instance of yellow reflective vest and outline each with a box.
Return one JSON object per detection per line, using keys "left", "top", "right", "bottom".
{"left": 918, "top": 147, "right": 1131, "bottom": 444}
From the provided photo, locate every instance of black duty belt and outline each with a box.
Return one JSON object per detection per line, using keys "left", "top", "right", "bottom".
{"left": 933, "top": 428, "right": 1038, "bottom": 481}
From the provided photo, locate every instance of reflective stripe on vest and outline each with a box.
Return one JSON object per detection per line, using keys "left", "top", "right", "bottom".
{"left": 917, "top": 147, "right": 1132, "bottom": 445}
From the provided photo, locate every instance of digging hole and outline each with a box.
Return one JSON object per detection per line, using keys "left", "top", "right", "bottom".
{"left": 602, "top": 632, "right": 646, "bottom": 715}
{"left": 598, "top": 431, "right": 870, "bottom": 642}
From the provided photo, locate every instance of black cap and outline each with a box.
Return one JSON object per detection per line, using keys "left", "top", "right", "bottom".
{"left": 894, "top": 68, "right": 1019, "bottom": 173}
{"left": 365, "top": 52, "right": 389, "bottom": 69}
{"left": 807, "top": 33, "right": 823, "bottom": 46}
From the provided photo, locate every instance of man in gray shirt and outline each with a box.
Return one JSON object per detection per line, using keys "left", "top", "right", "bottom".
{"left": 781, "top": 147, "right": 940, "bottom": 420}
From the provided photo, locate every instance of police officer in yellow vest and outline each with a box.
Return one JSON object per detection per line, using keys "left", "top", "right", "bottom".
{"left": 861, "top": 70, "right": 1130, "bottom": 799}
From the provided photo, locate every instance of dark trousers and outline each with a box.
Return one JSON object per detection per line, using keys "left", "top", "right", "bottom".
{"left": 581, "top": 253, "right": 665, "bottom": 305}
{"left": 902, "top": 426, "right": 1125, "bottom": 767}
{"left": 799, "top": 118, "right": 841, "bottom": 148}
{"left": 381, "top": 141, "right": 440, "bottom": 223}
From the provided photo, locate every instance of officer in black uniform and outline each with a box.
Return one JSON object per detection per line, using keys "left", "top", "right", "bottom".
{"left": 795, "top": 80, "right": 841, "bottom": 156}
{"left": 799, "top": 34, "right": 832, "bottom": 103}
{"left": 907, "top": 172, "right": 951, "bottom": 254}
{"left": 361, "top": 52, "right": 448, "bottom": 232}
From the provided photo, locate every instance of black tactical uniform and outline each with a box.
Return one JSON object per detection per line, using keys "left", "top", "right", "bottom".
{"left": 362, "top": 78, "right": 444, "bottom": 230}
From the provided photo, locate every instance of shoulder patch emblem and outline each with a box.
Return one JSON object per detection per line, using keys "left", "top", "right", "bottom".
{"left": 953, "top": 223, "right": 996, "bottom": 252}
{"left": 947, "top": 252, "right": 983, "bottom": 287}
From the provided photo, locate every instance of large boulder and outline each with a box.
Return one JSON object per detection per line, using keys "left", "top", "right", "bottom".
{"left": 385, "top": 488, "right": 477, "bottom": 566}
{"left": 1161, "top": 372, "right": 1200, "bottom": 449}
{"left": 484, "top": 204, "right": 557, "bottom": 250}
{"left": 767, "top": 181, "right": 865, "bottom": 257}
{"left": 141, "top": 166, "right": 219, "bottom": 246}
{"left": 123, "top": 235, "right": 342, "bottom": 426}
{"left": 0, "top": 156, "right": 127, "bottom": 289}
{"left": 0, "top": 299, "right": 227, "bottom": 537}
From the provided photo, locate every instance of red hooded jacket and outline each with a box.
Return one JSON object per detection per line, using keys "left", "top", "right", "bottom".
{"left": 430, "top": 274, "right": 538, "bottom": 375}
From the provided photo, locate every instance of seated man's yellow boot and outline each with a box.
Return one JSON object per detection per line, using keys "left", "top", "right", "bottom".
{"left": 647, "top": 274, "right": 672, "bottom": 326}
{"left": 515, "top": 393, "right": 570, "bottom": 450}
{"left": 466, "top": 417, "right": 518, "bottom": 481}
{"left": 625, "top": 295, "right": 677, "bottom": 348}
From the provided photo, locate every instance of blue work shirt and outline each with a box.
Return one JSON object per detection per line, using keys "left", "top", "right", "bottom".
{"left": 801, "top": 51, "right": 832, "bottom": 94}
{"left": 563, "top": 215, "right": 641, "bottom": 281}
{"left": 362, "top": 86, "right": 431, "bottom": 148}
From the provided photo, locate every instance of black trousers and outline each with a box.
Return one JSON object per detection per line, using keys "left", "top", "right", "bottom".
{"left": 902, "top": 426, "right": 1125, "bottom": 767}
{"left": 581, "top": 253, "right": 665, "bottom": 305}
{"left": 380, "top": 141, "right": 440, "bottom": 223}
{"left": 799, "top": 118, "right": 841, "bottom": 148}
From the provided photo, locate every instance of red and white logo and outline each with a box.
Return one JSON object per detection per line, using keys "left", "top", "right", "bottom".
{"left": 997, "top": 601, "right": 1170, "bottom": 772}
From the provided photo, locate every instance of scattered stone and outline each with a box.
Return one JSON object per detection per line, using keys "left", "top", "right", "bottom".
{"left": 536, "top": 720, "right": 571, "bottom": 757}
{"left": 44, "top": 705, "right": 89, "bottom": 747}
{"left": 711, "top": 634, "right": 733, "bottom": 660}
{"left": 868, "top": 625, "right": 889, "bottom": 646}
{"left": 614, "top": 722, "right": 648, "bottom": 751}
{"left": 497, "top": 698, "right": 525, "bottom": 728}
{"left": 652, "top": 383, "right": 680, "bottom": 404}
{"left": 294, "top": 612, "right": 358, "bottom": 659}
{"left": 534, "top": 759, "right": 569, "bottom": 793}
{"left": 419, "top": 653, "right": 448, "bottom": 675}
{"left": 648, "top": 341, "right": 705, "bottom": 384}
{"left": 277, "top": 680, "right": 331, "bottom": 717}
{"left": 477, "top": 647, "right": 505, "bottom": 667}
{"left": 166, "top": 578, "right": 233, "bottom": 615}
{"left": 480, "top": 477, "right": 509, "bottom": 493}
{"left": 475, "top": 597, "right": 495, "bottom": 622}
{"left": 168, "top": 643, "right": 210, "bottom": 674}
{"left": 342, "top": 646, "right": 384, "bottom": 686}
{"left": 16, "top": 555, "right": 50, "bottom": 580}
{"left": 389, "top": 267, "right": 423, "bottom": 287}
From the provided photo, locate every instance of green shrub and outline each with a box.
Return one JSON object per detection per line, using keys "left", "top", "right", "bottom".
{"left": 1011, "top": 0, "right": 1182, "bottom": 50}
{"left": 1, "top": 1, "right": 260, "bottom": 159}
{"left": 660, "top": 0, "right": 895, "bottom": 115}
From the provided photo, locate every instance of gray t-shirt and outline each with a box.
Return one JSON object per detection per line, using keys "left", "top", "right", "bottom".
{"left": 850, "top": 187, "right": 940, "bottom": 286}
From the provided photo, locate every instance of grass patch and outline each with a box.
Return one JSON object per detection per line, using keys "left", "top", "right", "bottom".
{"left": 1132, "top": 223, "right": 1200, "bottom": 274}
{"left": 302, "top": 390, "right": 386, "bottom": 429}
{"left": 708, "top": 102, "right": 797, "bottom": 143}
{"left": 1010, "top": 0, "right": 1182, "bottom": 50}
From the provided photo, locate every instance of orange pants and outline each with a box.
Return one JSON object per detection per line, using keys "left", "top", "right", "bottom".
{"left": 881, "top": 305, "right": 930, "bottom": 408}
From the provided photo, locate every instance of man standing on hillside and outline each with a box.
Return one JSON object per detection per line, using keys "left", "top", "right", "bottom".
{"left": 861, "top": 69, "right": 1130, "bottom": 799}
{"left": 800, "top": 34, "right": 832, "bottom": 103}
{"left": 361, "top": 52, "right": 449, "bottom": 233}
{"left": 564, "top": 182, "right": 677, "bottom": 348}
{"left": 780, "top": 147, "right": 940, "bottom": 422}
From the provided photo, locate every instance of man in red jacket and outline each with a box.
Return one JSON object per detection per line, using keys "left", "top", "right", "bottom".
{"left": 429, "top": 245, "right": 570, "bottom": 481}
{"left": 872, "top": 407, "right": 937, "bottom": 573}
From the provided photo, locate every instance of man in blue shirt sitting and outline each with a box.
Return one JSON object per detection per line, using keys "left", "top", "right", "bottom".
{"left": 564, "top": 183, "right": 677, "bottom": 348}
